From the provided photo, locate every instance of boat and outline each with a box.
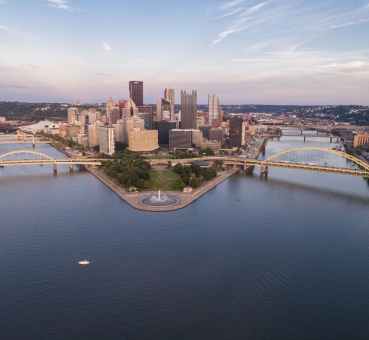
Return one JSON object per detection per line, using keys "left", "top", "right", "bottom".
{"left": 78, "top": 260, "right": 91, "bottom": 266}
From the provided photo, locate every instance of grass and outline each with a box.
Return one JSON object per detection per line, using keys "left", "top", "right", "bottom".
{"left": 145, "top": 170, "right": 183, "bottom": 191}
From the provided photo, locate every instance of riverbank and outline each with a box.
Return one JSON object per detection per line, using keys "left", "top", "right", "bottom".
{"left": 87, "top": 166, "right": 239, "bottom": 212}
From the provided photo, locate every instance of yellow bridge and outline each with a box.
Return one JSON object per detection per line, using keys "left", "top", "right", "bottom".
{"left": 149, "top": 147, "right": 369, "bottom": 177}
{"left": 0, "top": 147, "right": 369, "bottom": 177}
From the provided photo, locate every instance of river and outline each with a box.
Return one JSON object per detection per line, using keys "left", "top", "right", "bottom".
{"left": 0, "top": 137, "right": 369, "bottom": 340}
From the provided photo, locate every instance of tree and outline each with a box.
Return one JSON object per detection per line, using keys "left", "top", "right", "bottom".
{"left": 103, "top": 151, "right": 151, "bottom": 190}
{"left": 189, "top": 176, "right": 202, "bottom": 188}
{"left": 200, "top": 148, "right": 215, "bottom": 156}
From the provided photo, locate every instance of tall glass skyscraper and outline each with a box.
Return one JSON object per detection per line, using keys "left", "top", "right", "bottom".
{"left": 129, "top": 81, "right": 144, "bottom": 107}
{"left": 164, "top": 88, "right": 176, "bottom": 121}
{"left": 208, "top": 94, "right": 221, "bottom": 126}
{"left": 180, "top": 90, "right": 197, "bottom": 129}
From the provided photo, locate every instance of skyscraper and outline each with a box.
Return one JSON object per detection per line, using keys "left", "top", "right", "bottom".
{"left": 98, "top": 126, "right": 115, "bottom": 155}
{"left": 156, "top": 97, "right": 171, "bottom": 121}
{"left": 164, "top": 88, "right": 176, "bottom": 121}
{"left": 208, "top": 94, "right": 221, "bottom": 126}
{"left": 229, "top": 116, "right": 246, "bottom": 147}
{"left": 180, "top": 90, "right": 197, "bottom": 129}
{"left": 129, "top": 81, "right": 144, "bottom": 107}
{"left": 67, "top": 107, "right": 78, "bottom": 125}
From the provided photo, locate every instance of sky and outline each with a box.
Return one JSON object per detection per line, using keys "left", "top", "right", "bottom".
{"left": 1, "top": 0, "right": 369, "bottom": 105}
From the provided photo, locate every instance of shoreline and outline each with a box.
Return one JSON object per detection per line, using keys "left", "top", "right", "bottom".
{"left": 87, "top": 166, "right": 239, "bottom": 212}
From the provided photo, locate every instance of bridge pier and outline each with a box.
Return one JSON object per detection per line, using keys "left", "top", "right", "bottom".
{"left": 260, "top": 164, "right": 269, "bottom": 179}
{"left": 78, "top": 165, "right": 87, "bottom": 172}
{"left": 244, "top": 163, "right": 255, "bottom": 175}
{"left": 69, "top": 165, "right": 74, "bottom": 174}
{"left": 53, "top": 164, "right": 58, "bottom": 176}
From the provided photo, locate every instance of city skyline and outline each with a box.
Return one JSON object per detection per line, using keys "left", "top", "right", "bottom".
{"left": 1, "top": 0, "right": 369, "bottom": 105}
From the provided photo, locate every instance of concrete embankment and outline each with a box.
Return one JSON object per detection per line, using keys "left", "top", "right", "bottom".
{"left": 87, "top": 167, "right": 238, "bottom": 212}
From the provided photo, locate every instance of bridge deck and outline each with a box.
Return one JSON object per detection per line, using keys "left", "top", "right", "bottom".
{"left": 0, "top": 151, "right": 368, "bottom": 177}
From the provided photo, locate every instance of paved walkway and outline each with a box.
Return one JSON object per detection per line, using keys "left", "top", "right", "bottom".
{"left": 87, "top": 167, "right": 239, "bottom": 212}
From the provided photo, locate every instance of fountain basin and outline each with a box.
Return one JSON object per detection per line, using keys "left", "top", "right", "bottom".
{"left": 141, "top": 191, "right": 181, "bottom": 207}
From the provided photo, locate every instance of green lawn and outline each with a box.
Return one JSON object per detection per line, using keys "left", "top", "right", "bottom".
{"left": 146, "top": 170, "right": 184, "bottom": 191}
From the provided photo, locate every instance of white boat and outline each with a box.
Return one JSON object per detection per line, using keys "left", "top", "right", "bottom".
{"left": 78, "top": 260, "right": 91, "bottom": 266}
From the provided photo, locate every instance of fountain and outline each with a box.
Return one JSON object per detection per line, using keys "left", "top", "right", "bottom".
{"left": 141, "top": 190, "right": 180, "bottom": 207}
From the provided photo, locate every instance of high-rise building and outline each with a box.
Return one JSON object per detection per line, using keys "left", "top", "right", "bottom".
{"left": 180, "top": 90, "right": 197, "bottom": 129}
{"left": 229, "top": 116, "right": 246, "bottom": 147}
{"left": 112, "top": 119, "right": 126, "bottom": 144}
{"left": 128, "top": 128, "right": 159, "bottom": 152}
{"left": 164, "top": 88, "right": 175, "bottom": 121}
{"left": 98, "top": 126, "right": 115, "bottom": 155}
{"left": 353, "top": 131, "right": 369, "bottom": 148}
{"left": 106, "top": 97, "right": 115, "bottom": 114}
{"left": 88, "top": 121, "right": 103, "bottom": 147}
{"left": 67, "top": 107, "right": 79, "bottom": 125}
{"left": 208, "top": 94, "right": 221, "bottom": 126}
{"left": 109, "top": 108, "right": 121, "bottom": 125}
{"left": 156, "top": 97, "right": 171, "bottom": 121}
{"left": 129, "top": 81, "right": 144, "bottom": 107}
{"left": 169, "top": 129, "right": 202, "bottom": 150}
{"left": 137, "top": 112, "right": 154, "bottom": 129}
{"left": 120, "top": 98, "right": 139, "bottom": 117}
{"left": 209, "top": 127, "right": 224, "bottom": 144}
{"left": 154, "top": 121, "right": 177, "bottom": 146}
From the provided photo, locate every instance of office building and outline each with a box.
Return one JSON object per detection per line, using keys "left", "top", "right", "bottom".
{"left": 128, "top": 128, "right": 159, "bottom": 152}
{"left": 137, "top": 112, "right": 154, "bottom": 129}
{"left": 88, "top": 122, "right": 103, "bottom": 147}
{"left": 77, "top": 133, "right": 88, "bottom": 147}
{"left": 208, "top": 94, "right": 221, "bottom": 126}
{"left": 197, "top": 112, "right": 207, "bottom": 128}
{"left": 137, "top": 105, "right": 153, "bottom": 115}
{"left": 156, "top": 97, "right": 171, "bottom": 121}
{"left": 209, "top": 127, "right": 224, "bottom": 144}
{"left": 180, "top": 90, "right": 197, "bottom": 129}
{"left": 164, "top": 88, "right": 176, "bottom": 121}
{"left": 120, "top": 98, "right": 138, "bottom": 117}
{"left": 67, "top": 107, "right": 79, "bottom": 125}
{"left": 154, "top": 121, "right": 177, "bottom": 146}
{"left": 129, "top": 81, "right": 144, "bottom": 107}
{"left": 229, "top": 117, "right": 246, "bottom": 147}
{"left": 106, "top": 97, "right": 115, "bottom": 114}
{"left": 353, "top": 132, "right": 369, "bottom": 148}
{"left": 112, "top": 119, "right": 126, "bottom": 144}
{"left": 109, "top": 108, "right": 121, "bottom": 125}
{"left": 98, "top": 126, "right": 115, "bottom": 155}
{"left": 169, "top": 129, "right": 202, "bottom": 150}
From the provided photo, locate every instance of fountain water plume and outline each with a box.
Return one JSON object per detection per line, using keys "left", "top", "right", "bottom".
{"left": 141, "top": 190, "right": 180, "bottom": 207}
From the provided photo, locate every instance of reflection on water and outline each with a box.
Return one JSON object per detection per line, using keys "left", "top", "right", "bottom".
{"left": 258, "top": 136, "right": 369, "bottom": 198}
{"left": 0, "top": 141, "right": 369, "bottom": 340}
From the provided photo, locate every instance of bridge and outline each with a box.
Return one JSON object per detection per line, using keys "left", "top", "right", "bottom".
{"left": 150, "top": 147, "right": 369, "bottom": 178}
{"left": 0, "top": 147, "right": 368, "bottom": 178}
{"left": 0, "top": 140, "right": 51, "bottom": 145}
{"left": 0, "top": 133, "right": 50, "bottom": 145}
{"left": 0, "top": 150, "right": 102, "bottom": 175}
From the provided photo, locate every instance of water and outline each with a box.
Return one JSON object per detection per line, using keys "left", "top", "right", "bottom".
{"left": 0, "top": 139, "right": 369, "bottom": 340}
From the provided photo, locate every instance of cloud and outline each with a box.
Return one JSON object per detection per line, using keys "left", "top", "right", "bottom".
{"left": 96, "top": 72, "right": 113, "bottom": 77}
{"left": 220, "top": 0, "right": 248, "bottom": 10}
{"left": 0, "top": 25, "right": 9, "bottom": 32}
{"left": 322, "top": 61, "right": 369, "bottom": 73}
{"left": 102, "top": 42, "right": 112, "bottom": 52}
{"left": 211, "top": 1, "right": 274, "bottom": 45}
{"left": 211, "top": 1, "right": 369, "bottom": 46}
{"left": 47, "top": 0, "right": 71, "bottom": 10}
